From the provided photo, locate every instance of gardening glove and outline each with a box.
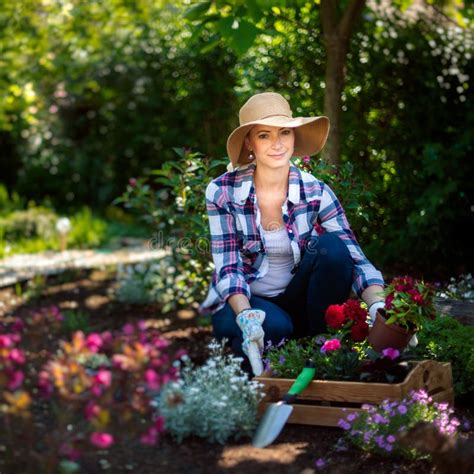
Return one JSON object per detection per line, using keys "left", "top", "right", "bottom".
{"left": 368, "top": 301, "right": 385, "bottom": 326}
{"left": 407, "top": 333, "right": 418, "bottom": 348}
{"left": 235, "top": 308, "right": 266, "bottom": 376}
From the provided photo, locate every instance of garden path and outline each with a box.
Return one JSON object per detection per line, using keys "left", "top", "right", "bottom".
{"left": 0, "top": 241, "right": 169, "bottom": 288}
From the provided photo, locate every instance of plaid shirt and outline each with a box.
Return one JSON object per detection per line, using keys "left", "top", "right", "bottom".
{"left": 198, "top": 162, "right": 384, "bottom": 316}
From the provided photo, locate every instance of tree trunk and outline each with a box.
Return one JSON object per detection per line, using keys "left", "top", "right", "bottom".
{"left": 320, "top": 0, "right": 366, "bottom": 167}
{"left": 322, "top": 36, "right": 347, "bottom": 166}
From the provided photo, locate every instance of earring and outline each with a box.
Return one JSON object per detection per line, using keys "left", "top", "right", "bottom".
{"left": 248, "top": 149, "right": 255, "bottom": 160}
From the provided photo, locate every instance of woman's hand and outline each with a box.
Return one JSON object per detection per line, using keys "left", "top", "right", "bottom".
{"left": 236, "top": 309, "right": 266, "bottom": 375}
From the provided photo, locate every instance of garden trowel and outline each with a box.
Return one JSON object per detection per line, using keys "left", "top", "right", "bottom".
{"left": 252, "top": 360, "right": 316, "bottom": 448}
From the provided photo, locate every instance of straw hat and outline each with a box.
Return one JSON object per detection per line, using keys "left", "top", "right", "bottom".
{"left": 226, "top": 92, "right": 330, "bottom": 171}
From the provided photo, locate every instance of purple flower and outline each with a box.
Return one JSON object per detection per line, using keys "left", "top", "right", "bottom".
{"left": 277, "top": 338, "right": 287, "bottom": 348}
{"left": 382, "top": 348, "right": 400, "bottom": 360}
{"left": 375, "top": 435, "right": 385, "bottom": 449}
{"left": 338, "top": 419, "right": 351, "bottom": 430}
{"left": 363, "top": 431, "right": 373, "bottom": 443}
{"left": 315, "top": 335, "right": 326, "bottom": 345}
{"left": 315, "top": 458, "right": 326, "bottom": 469}
{"left": 385, "top": 444, "right": 393, "bottom": 452}
{"left": 347, "top": 413, "right": 358, "bottom": 422}
{"left": 264, "top": 340, "right": 273, "bottom": 350}
{"left": 373, "top": 414, "right": 389, "bottom": 424}
{"left": 279, "top": 355, "right": 286, "bottom": 364}
{"left": 387, "top": 435, "right": 396, "bottom": 443}
{"left": 397, "top": 404, "right": 408, "bottom": 415}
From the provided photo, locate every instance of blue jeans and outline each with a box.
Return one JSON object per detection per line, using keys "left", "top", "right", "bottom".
{"left": 211, "top": 233, "right": 354, "bottom": 359}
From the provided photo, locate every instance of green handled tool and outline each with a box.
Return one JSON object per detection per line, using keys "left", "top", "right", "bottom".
{"left": 252, "top": 359, "right": 316, "bottom": 448}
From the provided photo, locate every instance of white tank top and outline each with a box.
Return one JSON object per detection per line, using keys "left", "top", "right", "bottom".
{"left": 249, "top": 226, "right": 294, "bottom": 297}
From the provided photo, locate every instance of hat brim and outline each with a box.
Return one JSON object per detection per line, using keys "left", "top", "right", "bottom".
{"left": 226, "top": 115, "right": 330, "bottom": 168}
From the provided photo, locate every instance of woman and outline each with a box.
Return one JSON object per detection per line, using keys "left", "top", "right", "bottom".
{"left": 198, "top": 92, "right": 386, "bottom": 375}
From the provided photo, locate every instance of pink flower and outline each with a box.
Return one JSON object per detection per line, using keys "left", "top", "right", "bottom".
{"left": 153, "top": 416, "right": 165, "bottom": 432}
{"left": 9, "top": 348, "right": 26, "bottom": 364}
{"left": 144, "top": 369, "right": 160, "bottom": 391}
{"left": 140, "top": 427, "right": 158, "bottom": 446}
{"left": 0, "top": 334, "right": 14, "bottom": 348}
{"left": 85, "top": 401, "right": 101, "bottom": 420}
{"left": 381, "top": 348, "right": 400, "bottom": 360}
{"left": 11, "top": 319, "right": 25, "bottom": 333}
{"left": 320, "top": 339, "right": 341, "bottom": 353}
{"left": 90, "top": 432, "right": 114, "bottom": 449}
{"left": 86, "top": 333, "right": 103, "bottom": 352}
{"left": 122, "top": 323, "right": 135, "bottom": 335}
{"left": 49, "top": 305, "right": 64, "bottom": 321}
{"left": 94, "top": 369, "right": 112, "bottom": 387}
{"left": 303, "top": 155, "right": 311, "bottom": 164}
{"left": 7, "top": 370, "right": 24, "bottom": 390}
{"left": 129, "top": 178, "right": 137, "bottom": 187}
{"left": 38, "top": 371, "right": 53, "bottom": 398}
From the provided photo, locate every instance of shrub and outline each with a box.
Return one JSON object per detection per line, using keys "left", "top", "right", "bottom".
{"left": 154, "top": 339, "right": 265, "bottom": 444}
{"left": 114, "top": 148, "right": 224, "bottom": 312}
{"left": 411, "top": 316, "right": 474, "bottom": 396}
{"left": 0, "top": 207, "right": 57, "bottom": 241}
{"left": 115, "top": 255, "right": 213, "bottom": 313}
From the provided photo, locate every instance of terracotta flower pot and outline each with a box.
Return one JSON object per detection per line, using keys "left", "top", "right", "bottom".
{"left": 367, "top": 309, "right": 415, "bottom": 352}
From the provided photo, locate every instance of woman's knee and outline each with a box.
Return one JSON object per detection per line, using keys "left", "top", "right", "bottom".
{"left": 262, "top": 311, "right": 293, "bottom": 343}
{"left": 305, "top": 233, "right": 352, "bottom": 268}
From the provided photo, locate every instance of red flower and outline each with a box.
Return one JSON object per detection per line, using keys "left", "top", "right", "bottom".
{"left": 385, "top": 293, "right": 394, "bottom": 310}
{"left": 343, "top": 299, "right": 368, "bottom": 322}
{"left": 325, "top": 305, "right": 346, "bottom": 329}
{"left": 351, "top": 322, "right": 369, "bottom": 342}
{"left": 408, "top": 288, "right": 424, "bottom": 304}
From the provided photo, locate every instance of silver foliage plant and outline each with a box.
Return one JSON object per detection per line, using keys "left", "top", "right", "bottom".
{"left": 153, "top": 339, "right": 265, "bottom": 444}
{"left": 114, "top": 256, "right": 196, "bottom": 311}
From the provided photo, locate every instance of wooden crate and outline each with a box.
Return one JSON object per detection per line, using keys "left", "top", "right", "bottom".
{"left": 254, "top": 360, "right": 454, "bottom": 427}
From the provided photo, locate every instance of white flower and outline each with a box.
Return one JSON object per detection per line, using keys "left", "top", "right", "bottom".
{"left": 56, "top": 217, "right": 72, "bottom": 234}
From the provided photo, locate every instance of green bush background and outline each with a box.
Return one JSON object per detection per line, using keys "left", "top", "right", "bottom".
{"left": 1, "top": 1, "right": 472, "bottom": 279}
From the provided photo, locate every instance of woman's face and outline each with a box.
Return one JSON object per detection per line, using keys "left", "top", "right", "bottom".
{"left": 244, "top": 125, "right": 295, "bottom": 168}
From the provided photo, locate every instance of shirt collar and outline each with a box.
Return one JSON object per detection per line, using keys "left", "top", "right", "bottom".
{"left": 231, "top": 162, "right": 301, "bottom": 205}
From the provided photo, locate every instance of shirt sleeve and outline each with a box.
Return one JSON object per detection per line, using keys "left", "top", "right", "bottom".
{"left": 205, "top": 181, "right": 251, "bottom": 304}
{"left": 317, "top": 181, "right": 385, "bottom": 297}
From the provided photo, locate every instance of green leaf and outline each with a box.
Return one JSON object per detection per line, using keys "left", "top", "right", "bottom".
{"left": 216, "top": 16, "right": 235, "bottom": 39}
{"left": 172, "top": 147, "right": 186, "bottom": 159}
{"left": 199, "top": 37, "right": 222, "bottom": 54}
{"left": 184, "top": 1, "right": 212, "bottom": 21}
{"left": 385, "top": 315, "right": 398, "bottom": 325}
{"left": 246, "top": 0, "right": 265, "bottom": 22}
{"left": 228, "top": 19, "right": 261, "bottom": 54}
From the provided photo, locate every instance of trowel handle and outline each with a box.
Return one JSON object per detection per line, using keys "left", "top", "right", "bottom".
{"left": 283, "top": 359, "right": 316, "bottom": 404}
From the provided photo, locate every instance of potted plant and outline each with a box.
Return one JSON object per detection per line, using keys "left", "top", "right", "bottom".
{"left": 368, "top": 276, "right": 436, "bottom": 352}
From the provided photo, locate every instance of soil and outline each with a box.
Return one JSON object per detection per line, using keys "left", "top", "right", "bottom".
{"left": 0, "top": 269, "right": 472, "bottom": 474}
